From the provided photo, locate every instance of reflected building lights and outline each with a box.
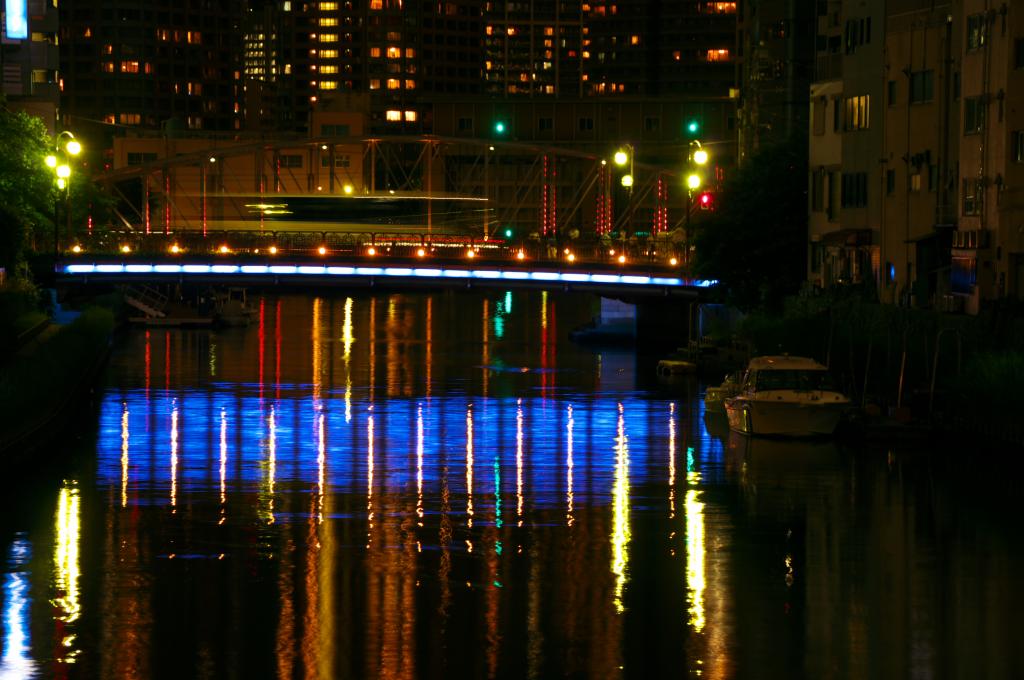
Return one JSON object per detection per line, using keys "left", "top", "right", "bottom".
{"left": 220, "top": 409, "right": 228, "bottom": 512}
{"left": 611, "top": 403, "right": 631, "bottom": 613}
{"left": 669, "top": 403, "right": 676, "bottom": 519}
{"left": 567, "top": 404, "right": 575, "bottom": 526}
{"left": 170, "top": 404, "right": 179, "bottom": 510}
{"left": 121, "top": 403, "right": 130, "bottom": 508}
{"left": 54, "top": 483, "right": 82, "bottom": 661}
{"left": 1, "top": 538, "right": 35, "bottom": 678}
{"left": 416, "top": 405, "right": 424, "bottom": 524}
{"left": 685, "top": 445, "right": 706, "bottom": 632}
{"left": 516, "top": 399, "right": 524, "bottom": 525}
{"left": 466, "top": 404, "right": 475, "bottom": 528}
{"left": 312, "top": 297, "right": 323, "bottom": 404}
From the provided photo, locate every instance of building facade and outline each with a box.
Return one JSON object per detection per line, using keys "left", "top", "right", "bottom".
{"left": 1, "top": 0, "right": 60, "bottom": 132}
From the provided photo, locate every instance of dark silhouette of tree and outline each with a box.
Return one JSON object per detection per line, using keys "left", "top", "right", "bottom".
{"left": 693, "top": 136, "right": 808, "bottom": 312}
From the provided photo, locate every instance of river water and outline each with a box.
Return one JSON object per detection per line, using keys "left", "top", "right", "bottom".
{"left": 1, "top": 292, "right": 1021, "bottom": 679}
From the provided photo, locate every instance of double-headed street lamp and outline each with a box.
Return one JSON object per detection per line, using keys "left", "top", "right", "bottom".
{"left": 613, "top": 144, "right": 635, "bottom": 248}
{"left": 684, "top": 140, "right": 710, "bottom": 265}
{"left": 45, "top": 131, "right": 82, "bottom": 256}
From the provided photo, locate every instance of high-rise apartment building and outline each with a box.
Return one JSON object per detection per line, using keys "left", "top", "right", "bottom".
{"left": 59, "top": 1, "right": 245, "bottom": 143}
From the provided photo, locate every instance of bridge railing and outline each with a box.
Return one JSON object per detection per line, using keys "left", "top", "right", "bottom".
{"left": 69, "top": 229, "right": 687, "bottom": 270}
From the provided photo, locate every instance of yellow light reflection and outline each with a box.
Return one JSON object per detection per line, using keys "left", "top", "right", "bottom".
{"left": 367, "top": 412, "right": 375, "bottom": 547}
{"left": 268, "top": 408, "right": 277, "bottom": 524}
{"left": 426, "top": 297, "right": 433, "bottom": 399}
{"left": 686, "top": 446, "right": 706, "bottom": 632}
{"left": 516, "top": 399, "right": 524, "bottom": 525}
{"left": 541, "top": 291, "right": 548, "bottom": 330}
{"left": 317, "top": 413, "right": 325, "bottom": 523}
{"left": 343, "top": 297, "right": 354, "bottom": 423}
{"left": 611, "top": 403, "right": 631, "bottom": 613}
{"left": 54, "top": 482, "right": 82, "bottom": 659}
{"left": 312, "top": 297, "right": 323, "bottom": 404}
{"left": 566, "top": 404, "right": 574, "bottom": 526}
{"left": 416, "top": 405, "right": 424, "bottom": 525}
{"left": 121, "top": 403, "right": 129, "bottom": 508}
{"left": 466, "top": 404, "right": 474, "bottom": 528}
{"left": 220, "top": 409, "right": 227, "bottom": 517}
{"left": 170, "top": 405, "right": 178, "bottom": 510}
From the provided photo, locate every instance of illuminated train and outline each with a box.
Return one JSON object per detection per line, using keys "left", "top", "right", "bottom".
{"left": 217, "top": 193, "right": 492, "bottom": 236}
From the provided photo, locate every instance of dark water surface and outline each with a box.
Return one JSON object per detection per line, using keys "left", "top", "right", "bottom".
{"left": 2, "top": 292, "right": 1022, "bottom": 679}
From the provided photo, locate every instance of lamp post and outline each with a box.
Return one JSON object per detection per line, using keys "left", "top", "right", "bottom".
{"left": 684, "top": 140, "right": 709, "bottom": 266}
{"left": 614, "top": 144, "right": 635, "bottom": 251}
{"left": 45, "top": 131, "right": 82, "bottom": 256}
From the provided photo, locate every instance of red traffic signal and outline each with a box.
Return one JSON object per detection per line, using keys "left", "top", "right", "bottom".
{"left": 698, "top": 192, "right": 714, "bottom": 210}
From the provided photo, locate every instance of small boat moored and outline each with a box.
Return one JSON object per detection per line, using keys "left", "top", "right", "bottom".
{"left": 724, "top": 356, "right": 851, "bottom": 437}
{"left": 704, "top": 370, "right": 742, "bottom": 413}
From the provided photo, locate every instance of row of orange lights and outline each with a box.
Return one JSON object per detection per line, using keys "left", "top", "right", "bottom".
{"left": 70, "top": 243, "right": 676, "bottom": 266}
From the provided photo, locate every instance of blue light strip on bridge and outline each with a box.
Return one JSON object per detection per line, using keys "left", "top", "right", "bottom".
{"left": 61, "top": 262, "right": 717, "bottom": 288}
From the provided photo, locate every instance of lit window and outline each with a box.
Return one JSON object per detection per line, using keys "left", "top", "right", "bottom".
{"left": 120, "top": 61, "right": 140, "bottom": 73}
{"left": 387, "top": 46, "right": 401, "bottom": 58}
{"left": 119, "top": 113, "right": 141, "bottom": 125}
{"left": 320, "top": 65, "right": 338, "bottom": 74}
{"left": 187, "top": 31, "right": 201, "bottom": 44}
{"left": 319, "top": 33, "right": 338, "bottom": 42}
{"left": 405, "top": 48, "right": 415, "bottom": 58}
{"left": 320, "top": 49, "right": 338, "bottom": 58}
{"left": 319, "top": 18, "right": 338, "bottom": 27}
{"left": 386, "top": 110, "right": 402, "bottom": 121}
{"left": 370, "top": 0, "right": 382, "bottom": 8}
{"left": 370, "top": 47, "right": 381, "bottom": 57}
{"left": 404, "top": 110, "right": 417, "bottom": 122}
{"left": 404, "top": 79, "right": 416, "bottom": 89}
{"left": 320, "top": 81, "right": 338, "bottom": 90}
{"left": 319, "top": 1, "right": 338, "bottom": 8}
{"left": 284, "top": 1, "right": 291, "bottom": 10}
{"left": 706, "top": 49, "right": 730, "bottom": 61}
{"left": 103, "top": 62, "right": 114, "bottom": 73}
{"left": 370, "top": 79, "right": 381, "bottom": 89}
{"left": 387, "top": 78, "right": 400, "bottom": 89}
{"left": 630, "top": 35, "right": 640, "bottom": 45}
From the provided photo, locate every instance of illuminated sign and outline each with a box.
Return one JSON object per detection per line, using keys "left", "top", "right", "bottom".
{"left": 4, "top": 0, "right": 28, "bottom": 40}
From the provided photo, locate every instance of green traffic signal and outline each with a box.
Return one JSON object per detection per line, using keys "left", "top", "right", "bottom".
{"left": 504, "top": 228, "right": 513, "bottom": 238}
{"left": 686, "top": 120, "right": 700, "bottom": 135}
{"left": 494, "top": 121, "right": 507, "bottom": 135}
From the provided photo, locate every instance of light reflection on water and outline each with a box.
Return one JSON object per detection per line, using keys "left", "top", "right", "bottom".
{"left": 0, "top": 292, "right": 1022, "bottom": 678}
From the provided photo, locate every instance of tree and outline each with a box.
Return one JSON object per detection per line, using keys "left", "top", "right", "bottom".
{"left": 0, "top": 103, "right": 58, "bottom": 274}
{"left": 692, "top": 136, "right": 808, "bottom": 312}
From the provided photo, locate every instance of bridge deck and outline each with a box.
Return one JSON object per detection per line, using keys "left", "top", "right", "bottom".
{"left": 57, "top": 257, "right": 714, "bottom": 298}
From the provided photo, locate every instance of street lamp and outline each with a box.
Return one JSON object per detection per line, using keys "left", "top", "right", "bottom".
{"left": 684, "top": 140, "right": 709, "bottom": 266}
{"left": 613, "top": 144, "right": 636, "bottom": 250}
{"left": 47, "top": 131, "right": 82, "bottom": 256}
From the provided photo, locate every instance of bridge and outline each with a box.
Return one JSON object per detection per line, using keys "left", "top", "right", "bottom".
{"left": 56, "top": 230, "right": 716, "bottom": 343}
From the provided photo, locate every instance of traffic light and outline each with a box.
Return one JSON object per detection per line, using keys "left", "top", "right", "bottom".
{"left": 698, "top": 192, "right": 714, "bottom": 210}
{"left": 494, "top": 120, "right": 507, "bottom": 135}
{"left": 504, "top": 227, "right": 513, "bottom": 239}
{"left": 685, "top": 119, "right": 700, "bottom": 136}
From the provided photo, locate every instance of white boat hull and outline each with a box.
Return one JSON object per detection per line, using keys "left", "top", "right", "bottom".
{"left": 724, "top": 397, "right": 849, "bottom": 437}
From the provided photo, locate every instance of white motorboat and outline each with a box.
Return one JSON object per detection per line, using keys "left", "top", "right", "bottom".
{"left": 724, "top": 356, "right": 851, "bottom": 436}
